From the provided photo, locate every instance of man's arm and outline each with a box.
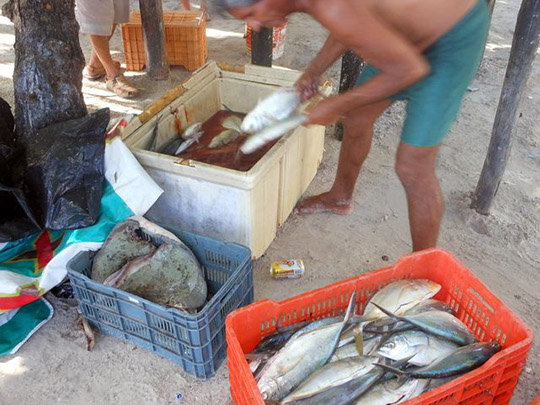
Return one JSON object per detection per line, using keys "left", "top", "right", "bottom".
{"left": 305, "top": 35, "right": 349, "bottom": 77}
{"left": 296, "top": 35, "right": 349, "bottom": 101}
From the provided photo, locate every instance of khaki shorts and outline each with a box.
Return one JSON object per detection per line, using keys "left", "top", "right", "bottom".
{"left": 75, "top": 0, "right": 130, "bottom": 36}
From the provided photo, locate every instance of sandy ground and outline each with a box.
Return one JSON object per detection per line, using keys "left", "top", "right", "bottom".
{"left": 1, "top": 0, "right": 539, "bottom": 404}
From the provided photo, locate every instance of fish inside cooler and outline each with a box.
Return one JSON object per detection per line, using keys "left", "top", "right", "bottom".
{"left": 155, "top": 109, "right": 280, "bottom": 172}
{"left": 147, "top": 86, "right": 307, "bottom": 172}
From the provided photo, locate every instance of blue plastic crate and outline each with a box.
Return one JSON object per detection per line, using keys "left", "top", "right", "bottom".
{"left": 66, "top": 224, "right": 253, "bottom": 380}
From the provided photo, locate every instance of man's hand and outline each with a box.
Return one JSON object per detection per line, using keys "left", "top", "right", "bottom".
{"left": 305, "top": 96, "right": 345, "bottom": 126}
{"left": 295, "top": 70, "right": 320, "bottom": 102}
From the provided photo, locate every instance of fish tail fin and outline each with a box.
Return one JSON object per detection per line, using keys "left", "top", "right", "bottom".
{"left": 373, "top": 331, "right": 394, "bottom": 353}
{"left": 371, "top": 302, "right": 404, "bottom": 320}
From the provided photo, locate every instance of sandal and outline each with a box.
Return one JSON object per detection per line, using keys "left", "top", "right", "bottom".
{"left": 83, "top": 61, "right": 122, "bottom": 81}
{"left": 106, "top": 74, "right": 139, "bottom": 98}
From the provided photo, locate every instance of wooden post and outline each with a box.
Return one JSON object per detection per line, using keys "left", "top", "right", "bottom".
{"left": 2, "top": 0, "right": 87, "bottom": 141}
{"left": 335, "top": 51, "right": 363, "bottom": 140}
{"left": 139, "top": 0, "right": 169, "bottom": 80}
{"left": 471, "top": 0, "right": 540, "bottom": 214}
{"left": 251, "top": 27, "right": 272, "bottom": 67}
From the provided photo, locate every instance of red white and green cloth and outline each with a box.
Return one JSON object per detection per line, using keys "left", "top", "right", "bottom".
{"left": 0, "top": 120, "right": 163, "bottom": 355}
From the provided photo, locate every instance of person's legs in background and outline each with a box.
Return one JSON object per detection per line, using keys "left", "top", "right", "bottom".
{"left": 182, "top": 0, "right": 210, "bottom": 20}
{"left": 84, "top": 24, "right": 121, "bottom": 80}
{"left": 75, "top": 0, "right": 138, "bottom": 98}
{"left": 181, "top": 0, "right": 191, "bottom": 10}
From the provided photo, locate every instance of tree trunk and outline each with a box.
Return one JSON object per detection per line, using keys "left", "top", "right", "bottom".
{"left": 139, "top": 0, "right": 169, "bottom": 80}
{"left": 335, "top": 51, "right": 363, "bottom": 141}
{"left": 251, "top": 28, "right": 273, "bottom": 67}
{"left": 3, "top": 0, "right": 87, "bottom": 141}
{"left": 471, "top": 0, "right": 540, "bottom": 214}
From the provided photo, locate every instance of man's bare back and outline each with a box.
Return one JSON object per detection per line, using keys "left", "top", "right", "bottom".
{"left": 360, "top": 0, "right": 477, "bottom": 50}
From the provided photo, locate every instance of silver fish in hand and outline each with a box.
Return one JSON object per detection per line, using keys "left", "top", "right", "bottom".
{"left": 241, "top": 87, "right": 300, "bottom": 134}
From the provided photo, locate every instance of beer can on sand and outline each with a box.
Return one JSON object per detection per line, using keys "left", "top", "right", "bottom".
{"left": 270, "top": 260, "right": 305, "bottom": 279}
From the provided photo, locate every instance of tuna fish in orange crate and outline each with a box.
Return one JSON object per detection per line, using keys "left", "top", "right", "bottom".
{"left": 243, "top": 279, "right": 504, "bottom": 404}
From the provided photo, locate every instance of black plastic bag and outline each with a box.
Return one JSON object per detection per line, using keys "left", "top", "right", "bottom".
{"left": 23, "top": 108, "right": 110, "bottom": 230}
{"left": 0, "top": 101, "right": 110, "bottom": 242}
{"left": 0, "top": 97, "right": 41, "bottom": 241}
{"left": 0, "top": 97, "right": 16, "bottom": 183}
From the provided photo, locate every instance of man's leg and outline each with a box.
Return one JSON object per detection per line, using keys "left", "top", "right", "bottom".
{"left": 298, "top": 100, "right": 393, "bottom": 215}
{"left": 395, "top": 142, "right": 443, "bottom": 251}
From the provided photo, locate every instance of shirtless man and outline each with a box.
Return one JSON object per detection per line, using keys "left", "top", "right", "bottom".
{"left": 221, "top": 0, "right": 489, "bottom": 251}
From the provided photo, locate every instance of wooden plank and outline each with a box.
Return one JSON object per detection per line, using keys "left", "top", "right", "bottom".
{"left": 471, "top": 0, "right": 540, "bottom": 214}
{"left": 216, "top": 62, "right": 246, "bottom": 74}
{"left": 335, "top": 51, "right": 363, "bottom": 141}
{"left": 139, "top": 0, "right": 169, "bottom": 80}
{"left": 251, "top": 27, "right": 273, "bottom": 67}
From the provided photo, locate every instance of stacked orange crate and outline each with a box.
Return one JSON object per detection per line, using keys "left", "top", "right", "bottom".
{"left": 121, "top": 10, "right": 207, "bottom": 72}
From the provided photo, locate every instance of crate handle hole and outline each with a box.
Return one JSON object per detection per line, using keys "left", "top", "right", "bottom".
{"left": 468, "top": 287, "right": 495, "bottom": 313}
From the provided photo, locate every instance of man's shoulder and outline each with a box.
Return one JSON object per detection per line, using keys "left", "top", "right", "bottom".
{"left": 309, "top": 0, "right": 371, "bottom": 30}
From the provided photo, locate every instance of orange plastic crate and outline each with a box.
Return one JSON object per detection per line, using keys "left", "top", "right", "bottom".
{"left": 121, "top": 10, "right": 207, "bottom": 71}
{"left": 226, "top": 249, "right": 533, "bottom": 405}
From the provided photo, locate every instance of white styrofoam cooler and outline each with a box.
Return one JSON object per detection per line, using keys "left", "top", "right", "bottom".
{"left": 123, "top": 62, "right": 331, "bottom": 258}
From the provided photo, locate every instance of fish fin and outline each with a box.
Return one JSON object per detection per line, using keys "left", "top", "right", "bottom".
{"left": 373, "top": 363, "right": 406, "bottom": 376}
{"left": 373, "top": 332, "right": 394, "bottom": 353}
{"left": 425, "top": 379, "right": 433, "bottom": 392}
{"left": 245, "top": 353, "right": 270, "bottom": 361}
{"left": 392, "top": 354, "right": 416, "bottom": 368}
{"left": 331, "top": 292, "right": 358, "bottom": 354}
{"left": 343, "top": 292, "right": 357, "bottom": 324}
{"left": 362, "top": 328, "right": 396, "bottom": 335}
{"left": 389, "top": 394, "right": 407, "bottom": 405}
{"left": 355, "top": 331, "right": 363, "bottom": 356}
{"left": 350, "top": 315, "right": 369, "bottom": 324}
{"left": 371, "top": 302, "right": 405, "bottom": 321}
{"left": 396, "top": 375, "right": 409, "bottom": 386}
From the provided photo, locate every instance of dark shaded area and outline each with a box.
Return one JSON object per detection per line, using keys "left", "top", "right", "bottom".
{"left": 23, "top": 108, "right": 110, "bottom": 230}
{"left": 0, "top": 97, "right": 40, "bottom": 241}
{"left": 0, "top": 101, "right": 110, "bottom": 242}
{"left": 251, "top": 27, "right": 272, "bottom": 67}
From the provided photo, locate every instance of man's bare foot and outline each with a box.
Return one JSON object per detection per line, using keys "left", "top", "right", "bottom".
{"left": 297, "top": 192, "right": 354, "bottom": 216}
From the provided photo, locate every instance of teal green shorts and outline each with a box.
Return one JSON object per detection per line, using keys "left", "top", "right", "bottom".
{"left": 355, "top": 0, "right": 490, "bottom": 146}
